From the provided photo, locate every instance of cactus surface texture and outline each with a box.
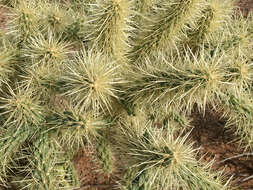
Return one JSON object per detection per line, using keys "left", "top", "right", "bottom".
{"left": 0, "top": 0, "right": 253, "bottom": 189}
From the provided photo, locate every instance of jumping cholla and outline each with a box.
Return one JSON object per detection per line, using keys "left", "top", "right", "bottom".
{"left": 0, "top": 0, "right": 252, "bottom": 189}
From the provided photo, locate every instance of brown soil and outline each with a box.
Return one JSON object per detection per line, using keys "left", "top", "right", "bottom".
{"left": 237, "top": 0, "right": 253, "bottom": 17}
{"left": 0, "top": 6, "right": 9, "bottom": 30}
{"left": 73, "top": 146, "right": 119, "bottom": 190}
{"left": 190, "top": 107, "right": 253, "bottom": 190}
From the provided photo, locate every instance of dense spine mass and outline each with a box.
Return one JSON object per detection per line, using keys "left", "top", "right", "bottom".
{"left": 182, "top": 0, "right": 233, "bottom": 52}
{"left": 116, "top": 122, "right": 229, "bottom": 189}
{"left": 0, "top": 0, "right": 252, "bottom": 189}
{"left": 87, "top": 0, "right": 133, "bottom": 62}
{"left": 0, "top": 126, "right": 36, "bottom": 185}
{"left": 126, "top": 49, "right": 228, "bottom": 113}
{"left": 128, "top": 0, "right": 207, "bottom": 63}
{"left": 61, "top": 49, "right": 123, "bottom": 113}
{"left": 0, "top": 84, "right": 45, "bottom": 128}
{"left": 19, "top": 133, "right": 79, "bottom": 190}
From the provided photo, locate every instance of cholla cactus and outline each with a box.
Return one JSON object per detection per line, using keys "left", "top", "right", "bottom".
{"left": 0, "top": 83, "right": 45, "bottom": 128}
{"left": 63, "top": 17, "right": 86, "bottom": 43}
{"left": 19, "top": 62, "right": 63, "bottom": 99}
{"left": 61, "top": 48, "right": 123, "bottom": 113}
{"left": 0, "top": 0, "right": 19, "bottom": 7}
{"left": 126, "top": 47, "right": 228, "bottom": 113}
{"left": 18, "top": 132, "right": 79, "bottom": 190}
{"left": 226, "top": 51, "right": 253, "bottom": 95}
{"left": 213, "top": 12, "right": 253, "bottom": 56}
{"left": 116, "top": 121, "right": 230, "bottom": 190}
{"left": 49, "top": 106, "right": 107, "bottom": 149}
{"left": 96, "top": 136, "right": 114, "bottom": 174}
{"left": 135, "top": 0, "right": 154, "bottom": 14}
{"left": 0, "top": 0, "right": 252, "bottom": 189}
{"left": 222, "top": 93, "right": 253, "bottom": 150}
{"left": 0, "top": 40, "right": 16, "bottom": 89}
{"left": 0, "top": 126, "right": 36, "bottom": 186}
{"left": 182, "top": 0, "right": 233, "bottom": 53}
{"left": 37, "top": 1, "right": 73, "bottom": 34}
{"left": 6, "top": 0, "right": 39, "bottom": 43}
{"left": 121, "top": 168, "right": 149, "bottom": 190}
{"left": 22, "top": 30, "right": 72, "bottom": 66}
{"left": 86, "top": 0, "right": 133, "bottom": 62}
{"left": 128, "top": 0, "right": 208, "bottom": 63}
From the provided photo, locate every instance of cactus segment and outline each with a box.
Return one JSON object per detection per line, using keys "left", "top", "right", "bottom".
{"left": 126, "top": 49, "right": 228, "bottom": 113}
{"left": 48, "top": 108, "right": 106, "bottom": 149}
{"left": 96, "top": 136, "right": 114, "bottom": 174}
{"left": 222, "top": 94, "right": 253, "bottom": 150}
{"left": 0, "top": 84, "right": 45, "bottom": 128}
{"left": 0, "top": 126, "right": 36, "bottom": 185}
{"left": 19, "top": 132, "right": 80, "bottom": 190}
{"left": 6, "top": 0, "right": 39, "bottom": 43}
{"left": 61, "top": 49, "right": 123, "bottom": 113}
{"left": 128, "top": 0, "right": 208, "bottom": 63}
{"left": 116, "top": 121, "right": 230, "bottom": 190}
{"left": 86, "top": 0, "right": 133, "bottom": 62}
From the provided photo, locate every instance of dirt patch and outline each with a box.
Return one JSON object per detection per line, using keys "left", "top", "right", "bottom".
{"left": 73, "top": 146, "right": 119, "bottom": 190}
{"left": 190, "top": 107, "right": 253, "bottom": 190}
{"left": 237, "top": 0, "right": 253, "bottom": 17}
{"left": 0, "top": 6, "right": 9, "bottom": 29}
